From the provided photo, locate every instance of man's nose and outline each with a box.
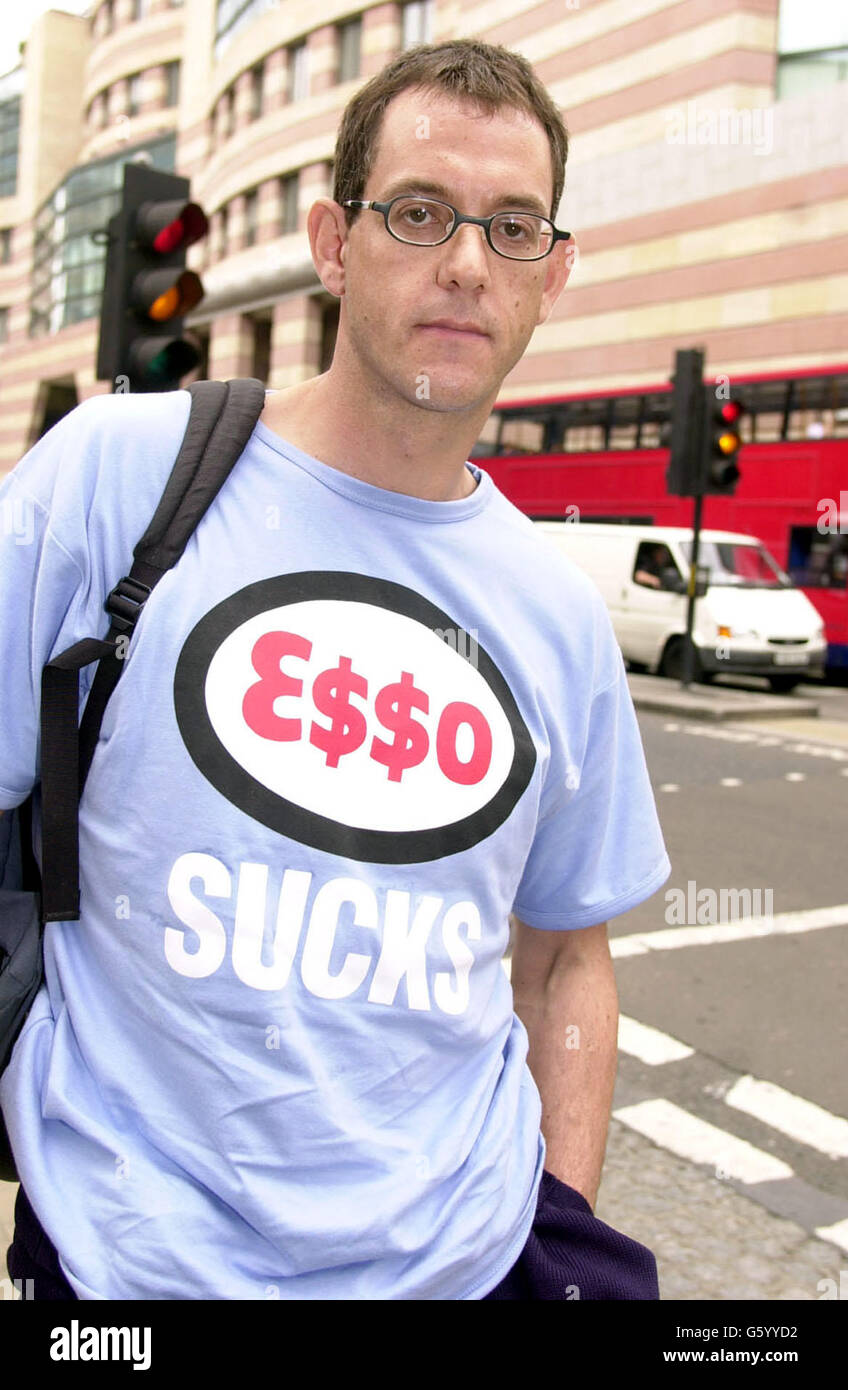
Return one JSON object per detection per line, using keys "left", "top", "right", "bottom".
{"left": 435, "top": 221, "right": 492, "bottom": 288}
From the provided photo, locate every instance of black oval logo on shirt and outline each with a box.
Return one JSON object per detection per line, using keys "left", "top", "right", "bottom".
{"left": 173, "top": 572, "right": 535, "bottom": 863}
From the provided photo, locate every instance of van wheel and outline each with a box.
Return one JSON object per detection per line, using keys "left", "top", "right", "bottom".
{"left": 660, "top": 637, "right": 703, "bottom": 682}
{"left": 768, "top": 675, "right": 800, "bottom": 694}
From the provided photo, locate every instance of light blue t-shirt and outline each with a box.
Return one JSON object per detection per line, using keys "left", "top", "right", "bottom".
{"left": 0, "top": 390, "right": 669, "bottom": 1299}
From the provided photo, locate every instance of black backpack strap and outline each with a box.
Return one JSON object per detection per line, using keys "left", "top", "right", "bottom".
{"left": 39, "top": 377, "right": 267, "bottom": 922}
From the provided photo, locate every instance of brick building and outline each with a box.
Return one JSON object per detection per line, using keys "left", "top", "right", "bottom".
{"left": 0, "top": 0, "right": 846, "bottom": 469}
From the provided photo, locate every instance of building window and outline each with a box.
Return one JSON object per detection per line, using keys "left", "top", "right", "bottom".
{"left": 776, "top": 0, "right": 848, "bottom": 98}
{"left": 402, "top": 0, "right": 434, "bottom": 49}
{"left": 251, "top": 314, "right": 272, "bottom": 382}
{"left": 278, "top": 172, "right": 299, "bottom": 233}
{"left": 0, "top": 307, "right": 8, "bottom": 344}
{"left": 337, "top": 18, "right": 362, "bottom": 83}
{"left": 131, "top": 0, "right": 151, "bottom": 19}
{"left": 0, "top": 95, "right": 21, "bottom": 199}
{"left": 127, "top": 73, "right": 143, "bottom": 118}
{"left": 101, "top": 0, "right": 115, "bottom": 36}
{"left": 0, "top": 229, "right": 10, "bottom": 264}
{"left": 319, "top": 298, "right": 339, "bottom": 373}
{"left": 244, "top": 189, "right": 258, "bottom": 246}
{"left": 225, "top": 87, "right": 236, "bottom": 137}
{"left": 164, "top": 62, "right": 180, "bottom": 108}
{"left": 250, "top": 62, "right": 265, "bottom": 120}
{"left": 29, "top": 133, "right": 176, "bottom": 336}
{"left": 215, "top": 0, "right": 280, "bottom": 62}
{"left": 287, "top": 41, "right": 308, "bottom": 103}
{"left": 218, "top": 204, "right": 229, "bottom": 258}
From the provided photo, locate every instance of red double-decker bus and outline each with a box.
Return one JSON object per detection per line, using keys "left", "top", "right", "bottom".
{"left": 474, "top": 363, "right": 848, "bottom": 672}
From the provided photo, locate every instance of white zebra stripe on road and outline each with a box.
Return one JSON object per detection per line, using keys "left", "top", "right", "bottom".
{"left": 723, "top": 1075, "right": 848, "bottom": 1160}
{"left": 612, "top": 1098, "right": 794, "bottom": 1184}
{"left": 617, "top": 1015, "right": 694, "bottom": 1065}
{"left": 610, "top": 902, "right": 848, "bottom": 957}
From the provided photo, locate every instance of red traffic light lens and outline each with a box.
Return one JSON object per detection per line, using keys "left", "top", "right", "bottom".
{"left": 720, "top": 401, "right": 742, "bottom": 424}
{"left": 151, "top": 203, "right": 209, "bottom": 254}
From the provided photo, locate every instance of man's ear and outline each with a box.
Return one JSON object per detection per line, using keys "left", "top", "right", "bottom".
{"left": 308, "top": 198, "right": 349, "bottom": 298}
{"left": 536, "top": 236, "right": 576, "bottom": 327}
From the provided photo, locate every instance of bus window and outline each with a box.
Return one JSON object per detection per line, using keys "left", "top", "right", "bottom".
{"left": 470, "top": 413, "right": 501, "bottom": 457}
{"left": 498, "top": 417, "right": 546, "bottom": 454}
{"left": 787, "top": 527, "right": 848, "bottom": 588}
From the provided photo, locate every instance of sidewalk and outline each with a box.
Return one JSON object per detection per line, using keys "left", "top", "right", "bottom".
{"left": 596, "top": 1119, "right": 844, "bottom": 1301}
{"left": 627, "top": 672, "right": 821, "bottom": 722}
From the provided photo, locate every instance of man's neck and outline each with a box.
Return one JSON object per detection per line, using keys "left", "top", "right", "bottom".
{"left": 259, "top": 370, "right": 493, "bottom": 502}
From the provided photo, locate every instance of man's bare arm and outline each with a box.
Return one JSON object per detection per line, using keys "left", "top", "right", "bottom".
{"left": 510, "top": 915, "right": 618, "bottom": 1211}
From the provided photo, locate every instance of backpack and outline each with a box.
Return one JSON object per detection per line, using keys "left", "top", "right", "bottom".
{"left": 0, "top": 377, "right": 267, "bottom": 1181}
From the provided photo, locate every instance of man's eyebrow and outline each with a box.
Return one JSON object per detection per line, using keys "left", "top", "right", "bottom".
{"left": 377, "top": 179, "right": 551, "bottom": 217}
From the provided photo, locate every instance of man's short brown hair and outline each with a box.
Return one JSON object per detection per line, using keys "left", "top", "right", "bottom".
{"left": 332, "top": 38, "right": 569, "bottom": 224}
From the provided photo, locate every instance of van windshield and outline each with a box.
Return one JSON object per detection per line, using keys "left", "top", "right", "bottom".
{"left": 679, "top": 540, "right": 792, "bottom": 589}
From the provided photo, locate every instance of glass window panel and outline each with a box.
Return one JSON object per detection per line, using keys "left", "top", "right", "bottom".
{"left": 338, "top": 20, "right": 361, "bottom": 82}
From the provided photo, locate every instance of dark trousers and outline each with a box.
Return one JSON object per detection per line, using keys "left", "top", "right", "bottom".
{"left": 483, "top": 1170, "right": 659, "bottom": 1299}
{"left": 7, "top": 1171, "right": 658, "bottom": 1300}
{"left": 7, "top": 1183, "right": 77, "bottom": 1299}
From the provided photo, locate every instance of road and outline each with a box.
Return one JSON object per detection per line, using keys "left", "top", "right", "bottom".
{"left": 590, "top": 675, "right": 848, "bottom": 1300}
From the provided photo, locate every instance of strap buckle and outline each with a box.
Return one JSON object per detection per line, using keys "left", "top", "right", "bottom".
{"left": 104, "top": 576, "right": 151, "bottom": 633}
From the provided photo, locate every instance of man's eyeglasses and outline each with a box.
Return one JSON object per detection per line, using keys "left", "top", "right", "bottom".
{"left": 343, "top": 196, "right": 571, "bottom": 262}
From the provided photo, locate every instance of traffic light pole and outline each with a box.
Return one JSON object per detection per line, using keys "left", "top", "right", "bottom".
{"left": 681, "top": 490, "right": 704, "bottom": 689}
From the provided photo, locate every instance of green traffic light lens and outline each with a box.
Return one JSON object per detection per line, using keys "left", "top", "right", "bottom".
{"left": 132, "top": 337, "right": 200, "bottom": 386}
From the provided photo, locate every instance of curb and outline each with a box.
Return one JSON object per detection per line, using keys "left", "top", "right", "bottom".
{"left": 627, "top": 676, "right": 821, "bottom": 722}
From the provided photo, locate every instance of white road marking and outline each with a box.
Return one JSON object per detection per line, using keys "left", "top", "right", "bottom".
{"left": 612, "top": 1098, "right": 794, "bottom": 1183}
{"left": 610, "top": 902, "right": 848, "bottom": 957}
{"left": 785, "top": 771, "right": 806, "bottom": 781}
{"left": 657, "top": 720, "right": 848, "bottom": 759}
{"left": 814, "top": 1218, "right": 848, "bottom": 1255}
{"left": 659, "top": 782, "right": 679, "bottom": 792}
{"left": 723, "top": 1075, "right": 848, "bottom": 1160}
{"left": 720, "top": 777, "right": 743, "bottom": 786}
{"left": 618, "top": 1015, "right": 694, "bottom": 1064}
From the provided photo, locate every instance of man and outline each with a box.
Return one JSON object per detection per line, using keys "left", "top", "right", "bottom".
{"left": 634, "top": 543, "right": 678, "bottom": 590}
{"left": 1, "top": 39, "right": 669, "bottom": 1299}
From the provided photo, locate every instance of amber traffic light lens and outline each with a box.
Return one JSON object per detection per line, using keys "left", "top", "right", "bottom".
{"left": 150, "top": 286, "right": 180, "bottom": 321}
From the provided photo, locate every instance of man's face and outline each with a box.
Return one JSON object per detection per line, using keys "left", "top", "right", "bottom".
{"left": 336, "top": 87, "right": 571, "bottom": 415}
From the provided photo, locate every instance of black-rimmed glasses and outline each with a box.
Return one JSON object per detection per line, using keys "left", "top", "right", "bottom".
{"left": 343, "top": 196, "right": 570, "bottom": 262}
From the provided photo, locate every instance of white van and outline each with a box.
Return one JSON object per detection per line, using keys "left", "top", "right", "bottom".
{"left": 534, "top": 522, "right": 827, "bottom": 692}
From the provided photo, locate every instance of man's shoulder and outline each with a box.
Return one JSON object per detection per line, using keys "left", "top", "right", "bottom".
{"left": 66, "top": 387, "right": 192, "bottom": 455}
{"left": 9, "top": 388, "right": 192, "bottom": 512}
{"left": 480, "top": 481, "right": 607, "bottom": 605}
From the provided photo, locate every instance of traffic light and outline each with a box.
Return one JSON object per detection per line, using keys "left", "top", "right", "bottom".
{"left": 701, "top": 390, "right": 745, "bottom": 494}
{"left": 96, "top": 163, "right": 208, "bottom": 393}
{"left": 666, "top": 348, "right": 706, "bottom": 496}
